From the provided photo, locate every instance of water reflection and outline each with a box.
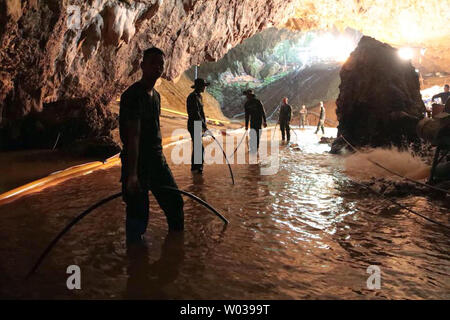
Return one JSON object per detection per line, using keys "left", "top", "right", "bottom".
{"left": 0, "top": 127, "right": 448, "bottom": 299}
{"left": 126, "top": 232, "right": 184, "bottom": 299}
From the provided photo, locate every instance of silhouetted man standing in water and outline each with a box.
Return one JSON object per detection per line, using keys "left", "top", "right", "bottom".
{"left": 243, "top": 89, "right": 267, "bottom": 152}
{"left": 278, "top": 97, "right": 292, "bottom": 143}
{"left": 187, "top": 78, "right": 209, "bottom": 174}
{"left": 314, "top": 101, "right": 326, "bottom": 135}
{"left": 119, "top": 47, "right": 184, "bottom": 246}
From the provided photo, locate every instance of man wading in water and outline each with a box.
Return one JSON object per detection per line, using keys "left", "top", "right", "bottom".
{"left": 187, "top": 78, "right": 209, "bottom": 174}
{"left": 278, "top": 97, "right": 292, "bottom": 143}
{"left": 243, "top": 89, "right": 267, "bottom": 152}
{"left": 119, "top": 47, "right": 184, "bottom": 246}
{"left": 314, "top": 101, "right": 326, "bottom": 135}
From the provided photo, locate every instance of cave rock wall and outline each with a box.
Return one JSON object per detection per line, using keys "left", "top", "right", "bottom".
{"left": 0, "top": 0, "right": 295, "bottom": 150}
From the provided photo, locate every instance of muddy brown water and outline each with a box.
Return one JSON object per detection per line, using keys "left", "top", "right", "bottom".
{"left": 0, "top": 127, "right": 448, "bottom": 299}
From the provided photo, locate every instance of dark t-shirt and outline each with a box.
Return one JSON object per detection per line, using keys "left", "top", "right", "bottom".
{"left": 244, "top": 97, "right": 267, "bottom": 129}
{"left": 186, "top": 91, "right": 206, "bottom": 130}
{"left": 119, "top": 81, "right": 163, "bottom": 181}
{"left": 432, "top": 92, "right": 450, "bottom": 104}
{"left": 279, "top": 104, "right": 292, "bottom": 122}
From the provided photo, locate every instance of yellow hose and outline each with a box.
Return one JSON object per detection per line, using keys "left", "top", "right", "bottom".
{"left": 115, "top": 97, "right": 230, "bottom": 125}
{"left": 0, "top": 135, "right": 185, "bottom": 205}
{"left": 160, "top": 107, "right": 230, "bottom": 124}
{"left": 0, "top": 98, "right": 233, "bottom": 205}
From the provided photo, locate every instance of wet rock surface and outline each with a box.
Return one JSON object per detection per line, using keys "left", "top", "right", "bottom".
{"left": 331, "top": 36, "right": 426, "bottom": 153}
{"left": 319, "top": 136, "right": 335, "bottom": 145}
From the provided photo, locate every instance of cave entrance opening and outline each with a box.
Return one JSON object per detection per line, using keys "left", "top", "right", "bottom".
{"left": 184, "top": 27, "right": 363, "bottom": 129}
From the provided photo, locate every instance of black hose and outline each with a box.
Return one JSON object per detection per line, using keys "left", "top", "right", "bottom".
{"left": 271, "top": 123, "right": 278, "bottom": 140}
{"left": 162, "top": 186, "right": 229, "bottom": 224}
{"left": 197, "top": 112, "right": 235, "bottom": 185}
{"left": 203, "top": 129, "right": 235, "bottom": 185}
{"left": 26, "top": 192, "right": 122, "bottom": 278}
{"left": 351, "top": 179, "right": 450, "bottom": 231}
{"left": 340, "top": 136, "right": 450, "bottom": 230}
{"left": 290, "top": 126, "right": 299, "bottom": 141}
{"left": 267, "top": 104, "right": 281, "bottom": 121}
{"left": 26, "top": 186, "right": 228, "bottom": 278}
{"left": 229, "top": 130, "right": 248, "bottom": 158}
{"left": 52, "top": 132, "right": 61, "bottom": 150}
{"left": 273, "top": 123, "right": 297, "bottom": 142}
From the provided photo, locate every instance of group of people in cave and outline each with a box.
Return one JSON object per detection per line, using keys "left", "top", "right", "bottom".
{"left": 119, "top": 46, "right": 327, "bottom": 246}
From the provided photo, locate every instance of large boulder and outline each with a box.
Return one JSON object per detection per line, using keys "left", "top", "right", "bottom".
{"left": 331, "top": 36, "right": 426, "bottom": 153}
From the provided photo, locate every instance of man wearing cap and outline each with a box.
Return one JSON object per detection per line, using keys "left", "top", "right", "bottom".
{"left": 278, "top": 97, "right": 292, "bottom": 143}
{"left": 187, "top": 78, "right": 209, "bottom": 173}
{"left": 243, "top": 89, "right": 267, "bottom": 152}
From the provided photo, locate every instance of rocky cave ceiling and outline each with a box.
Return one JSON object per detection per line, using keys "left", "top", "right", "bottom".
{"left": 289, "top": 0, "right": 449, "bottom": 46}
{"left": 287, "top": 0, "right": 450, "bottom": 74}
{"left": 0, "top": 0, "right": 449, "bottom": 120}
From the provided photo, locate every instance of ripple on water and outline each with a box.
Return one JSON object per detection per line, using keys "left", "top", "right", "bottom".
{"left": 0, "top": 127, "right": 448, "bottom": 299}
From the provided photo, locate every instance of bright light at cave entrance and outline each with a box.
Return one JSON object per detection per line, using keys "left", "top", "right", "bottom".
{"left": 305, "top": 33, "right": 356, "bottom": 64}
{"left": 334, "top": 37, "right": 355, "bottom": 62}
{"left": 398, "top": 47, "right": 414, "bottom": 60}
